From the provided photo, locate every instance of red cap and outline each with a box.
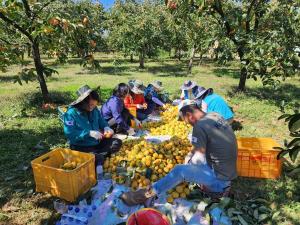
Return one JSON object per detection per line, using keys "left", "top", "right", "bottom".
{"left": 127, "top": 208, "right": 171, "bottom": 225}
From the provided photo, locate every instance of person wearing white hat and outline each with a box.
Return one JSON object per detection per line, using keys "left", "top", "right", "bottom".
{"left": 144, "top": 81, "right": 167, "bottom": 114}
{"left": 194, "top": 86, "right": 234, "bottom": 123}
{"left": 64, "top": 85, "right": 122, "bottom": 166}
{"left": 180, "top": 80, "right": 199, "bottom": 100}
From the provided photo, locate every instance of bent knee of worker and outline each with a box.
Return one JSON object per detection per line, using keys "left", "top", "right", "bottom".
{"left": 111, "top": 138, "right": 122, "bottom": 149}
{"left": 170, "top": 165, "right": 192, "bottom": 178}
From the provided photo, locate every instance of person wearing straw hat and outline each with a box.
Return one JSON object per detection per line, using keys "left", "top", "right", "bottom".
{"left": 194, "top": 86, "right": 234, "bottom": 123}
{"left": 144, "top": 81, "right": 167, "bottom": 114}
{"left": 124, "top": 80, "right": 148, "bottom": 121}
{"left": 101, "top": 83, "right": 140, "bottom": 136}
{"left": 63, "top": 85, "right": 122, "bottom": 166}
{"left": 120, "top": 100, "right": 237, "bottom": 206}
{"left": 180, "top": 80, "right": 199, "bottom": 100}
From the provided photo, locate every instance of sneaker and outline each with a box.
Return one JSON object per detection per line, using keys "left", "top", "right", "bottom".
{"left": 120, "top": 188, "right": 156, "bottom": 206}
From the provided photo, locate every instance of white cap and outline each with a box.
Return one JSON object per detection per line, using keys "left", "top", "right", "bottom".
{"left": 178, "top": 99, "right": 197, "bottom": 113}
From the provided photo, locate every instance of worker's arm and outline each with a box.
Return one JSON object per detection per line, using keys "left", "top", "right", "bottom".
{"left": 185, "top": 125, "right": 208, "bottom": 165}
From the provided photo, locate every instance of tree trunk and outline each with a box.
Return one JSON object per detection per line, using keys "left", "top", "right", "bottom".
{"left": 237, "top": 47, "right": 247, "bottom": 92}
{"left": 188, "top": 46, "right": 196, "bottom": 74}
{"left": 139, "top": 52, "right": 145, "bottom": 69}
{"left": 32, "top": 41, "right": 51, "bottom": 103}
{"left": 238, "top": 66, "right": 247, "bottom": 92}
{"left": 169, "top": 49, "right": 172, "bottom": 57}
{"left": 130, "top": 53, "right": 133, "bottom": 62}
{"left": 27, "top": 45, "right": 31, "bottom": 57}
{"left": 198, "top": 52, "right": 203, "bottom": 65}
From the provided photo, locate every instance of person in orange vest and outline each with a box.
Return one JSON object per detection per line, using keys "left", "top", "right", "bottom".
{"left": 124, "top": 80, "right": 148, "bottom": 121}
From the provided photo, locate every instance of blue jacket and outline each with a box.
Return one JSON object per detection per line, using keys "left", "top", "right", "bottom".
{"left": 144, "top": 84, "right": 159, "bottom": 100}
{"left": 64, "top": 107, "right": 108, "bottom": 146}
{"left": 101, "top": 95, "right": 130, "bottom": 131}
{"left": 203, "top": 93, "right": 234, "bottom": 120}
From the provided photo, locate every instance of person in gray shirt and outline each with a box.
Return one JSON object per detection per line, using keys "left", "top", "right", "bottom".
{"left": 121, "top": 100, "right": 237, "bottom": 206}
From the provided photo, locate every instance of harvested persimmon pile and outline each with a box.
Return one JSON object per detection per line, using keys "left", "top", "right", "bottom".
{"left": 103, "top": 105, "right": 193, "bottom": 203}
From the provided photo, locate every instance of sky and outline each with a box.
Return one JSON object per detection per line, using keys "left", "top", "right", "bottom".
{"left": 100, "top": 0, "right": 114, "bottom": 9}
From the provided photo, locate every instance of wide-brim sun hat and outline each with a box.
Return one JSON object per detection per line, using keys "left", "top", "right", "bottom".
{"left": 180, "top": 80, "right": 197, "bottom": 90}
{"left": 70, "top": 85, "right": 93, "bottom": 106}
{"left": 194, "top": 86, "right": 213, "bottom": 100}
{"left": 151, "top": 80, "right": 164, "bottom": 91}
{"left": 130, "top": 80, "right": 145, "bottom": 94}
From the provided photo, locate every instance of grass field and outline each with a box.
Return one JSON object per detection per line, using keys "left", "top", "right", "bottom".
{"left": 0, "top": 53, "right": 299, "bottom": 225}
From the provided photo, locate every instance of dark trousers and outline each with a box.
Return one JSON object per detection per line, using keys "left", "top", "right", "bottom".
{"left": 109, "top": 108, "right": 133, "bottom": 134}
{"left": 137, "top": 109, "right": 148, "bottom": 121}
{"left": 70, "top": 138, "right": 122, "bottom": 166}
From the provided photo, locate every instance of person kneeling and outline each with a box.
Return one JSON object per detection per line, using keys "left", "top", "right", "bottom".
{"left": 64, "top": 85, "right": 122, "bottom": 166}
{"left": 121, "top": 100, "right": 237, "bottom": 206}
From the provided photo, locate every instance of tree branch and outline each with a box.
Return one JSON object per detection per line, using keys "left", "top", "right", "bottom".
{"left": 246, "top": 0, "right": 257, "bottom": 33}
{"left": 22, "top": 0, "right": 32, "bottom": 19}
{"left": 0, "top": 37, "right": 13, "bottom": 45}
{"left": 213, "top": 0, "right": 238, "bottom": 45}
{"left": 0, "top": 12, "right": 33, "bottom": 42}
{"left": 32, "top": 0, "right": 56, "bottom": 20}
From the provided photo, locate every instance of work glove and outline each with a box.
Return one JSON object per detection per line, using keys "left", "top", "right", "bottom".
{"left": 188, "top": 151, "right": 207, "bottom": 165}
{"left": 184, "top": 152, "right": 193, "bottom": 164}
{"left": 134, "top": 118, "right": 142, "bottom": 128}
{"left": 127, "top": 127, "right": 136, "bottom": 136}
{"left": 104, "top": 126, "right": 114, "bottom": 138}
{"left": 136, "top": 104, "right": 144, "bottom": 109}
{"left": 89, "top": 130, "right": 103, "bottom": 140}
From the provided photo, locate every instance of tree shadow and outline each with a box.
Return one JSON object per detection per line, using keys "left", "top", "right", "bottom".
{"left": 228, "top": 83, "right": 300, "bottom": 108}
{"left": 231, "top": 119, "right": 243, "bottom": 131}
{"left": 147, "top": 62, "right": 189, "bottom": 77}
{"left": 0, "top": 75, "right": 18, "bottom": 83}
{"left": 213, "top": 67, "right": 240, "bottom": 79}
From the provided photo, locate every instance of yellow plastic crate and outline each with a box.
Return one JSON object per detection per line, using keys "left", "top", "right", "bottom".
{"left": 237, "top": 138, "right": 282, "bottom": 179}
{"left": 128, "top": 107, "right": 137, "bottom": 127}
{"left": 31, "top": 148, "right": 96, "bottom": 202}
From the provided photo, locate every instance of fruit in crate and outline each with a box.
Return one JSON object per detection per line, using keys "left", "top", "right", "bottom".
{"left": 60, "top": 161, "right": 78, "bottom": 170}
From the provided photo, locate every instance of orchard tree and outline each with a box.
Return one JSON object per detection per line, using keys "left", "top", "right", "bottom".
{"left": 0, "top": 0, "right": 64, "bottom": 102}
{"left": 108, "top": 0, "right": 168, "bottom": 68}
{"left": 170, "top": 0, "right": 300, "bottom": 91}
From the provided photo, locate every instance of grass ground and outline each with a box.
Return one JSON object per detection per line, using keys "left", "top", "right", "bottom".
{"left": 0, "top": 53, "right": 299, "bottom": 225}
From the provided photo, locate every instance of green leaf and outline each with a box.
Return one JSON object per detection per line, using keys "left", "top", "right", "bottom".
{"left": 278, "top": 114, "right": 291, "bottom": 120}
{"left": 277, "top": 150, "right": 288, "bottom": 160}
{"left": 237, "top": 215, "right": 248, "bottom": 225}
{"left": 289, "top": 146, "right": 300, "bottom": 162}
{"left": 288, "top": 114, "right": 300, "bottom": 132}
{"left": 219, "top": 197, "right": 231, "bottom": 209}
{"left": 258, "top": 206, "right": 271, "bottom": 213}
{"left": 258, "top": 213, "right": 269, "bottom": 223}
{"left": 253, "top": 209, "right": 259, "bottom": 220}
{"left": 287, "top": 138, "right": 300, "bottom": 148}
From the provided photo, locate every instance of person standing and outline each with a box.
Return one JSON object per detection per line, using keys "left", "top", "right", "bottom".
{"left": 64, "top": 85, "right": 122, "bottom": 166}
{"left": 120, "top": 100, "right": 237, "bottom": 206}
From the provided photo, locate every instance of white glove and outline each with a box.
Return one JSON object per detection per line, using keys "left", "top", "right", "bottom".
{"left": 184, "top": 152, "right": 193, "bottom": 164}
{"left": 89, "top": 130, "right": 103, "bottom": 140}
{"left": 127, "top": 127, "right": 135, "bottom": 136}
{"left": 104, "top": 126, "right": 114, "bottom": 135}
{"left": 134, "top": 118, "right": 142, "bottom": 128}
{"left": 136, "top": 104, "right": 144, "bottom": 109}
{"left": 190, "top": 151, "right": 207, "bottom": 165}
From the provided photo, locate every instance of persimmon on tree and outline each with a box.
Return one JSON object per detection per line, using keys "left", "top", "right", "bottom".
{"left": 170, "top": 0, "right": 300, "bottom": 91}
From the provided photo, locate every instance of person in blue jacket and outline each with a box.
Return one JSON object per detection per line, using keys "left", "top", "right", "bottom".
{"left": 101, "top": 83, "right": 140, "bottom": 136}
{"left": 144, "top": 81, "right": 167, "bottom": 114}
{"left": 64, "top": 85, "right": 122, "bottom": 166}
{"left": 195, "top": 86, "right": 234, "bottom": 123}
{"left": 180, "top": 80, "right": 199, "bottom": 100}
